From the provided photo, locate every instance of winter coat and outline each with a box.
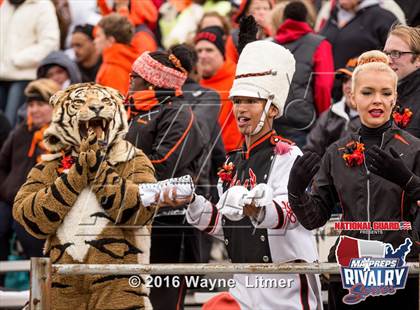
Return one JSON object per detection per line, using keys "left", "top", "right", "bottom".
{"left": 126, "top": 96, "right": 205, "bottom": 181}
{"left": 0, "top": 0, "right": 60, "bottom": 81}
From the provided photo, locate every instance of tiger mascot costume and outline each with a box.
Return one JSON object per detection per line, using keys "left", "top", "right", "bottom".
{"left": 13, "top": 83, "right": 156, "bottom": 309}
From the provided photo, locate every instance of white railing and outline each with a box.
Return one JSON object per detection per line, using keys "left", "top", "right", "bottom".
{"left": 27, "top": 258, "right": 420, "bottom": 310}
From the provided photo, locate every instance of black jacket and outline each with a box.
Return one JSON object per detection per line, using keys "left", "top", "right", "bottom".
{"left": 182, "top": 79, "right": 225, "bottom": 201}
{"left": 396, "top": 69, "right": 420, "bottom": 138}
{"left": 0, "top": 111, "right": 11, "bottom": 150}
{"left": 320, "top": 4, "right": 397, "bottom": 69}
{"left": 303, "top": 98, "right": 360, "bottom": 156}
{"left": 126, "top": 96, "right": 205, "bottom": 181}
{"left": 0, "top": 123, "right": 44, "bottom": 205}
{"left": 78, "top": 57, "right": 102, "bottom": 83}
{"left": 290, "top": 125, "right": 420, "bottom": 261}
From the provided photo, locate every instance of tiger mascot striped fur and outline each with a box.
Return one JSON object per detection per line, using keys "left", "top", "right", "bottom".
{"left": 13, "top": 83, "right": 156, "bottom": 309}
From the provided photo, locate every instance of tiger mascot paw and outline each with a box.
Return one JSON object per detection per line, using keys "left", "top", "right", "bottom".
{"left": 79, "top": 129, "right": 105, "bottom": 182}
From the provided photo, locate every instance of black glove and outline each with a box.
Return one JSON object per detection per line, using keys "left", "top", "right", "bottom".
{"left": 238, "top": 15, "right": 258, "bottom": 55}
{"left": 288, "top": 152, "right": 321, "bottom": 196}
{"left": 365, "top": 145, "right": 413, "bottom": 188}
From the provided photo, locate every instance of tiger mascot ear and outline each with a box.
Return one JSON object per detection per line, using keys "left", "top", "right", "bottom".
{"left": 48, "top": 83, "right": 85, "bottom": 106}
{"left": 103, "top": 86, "right": 125, "bottom": 102}
{"left": 49, "top": 89, "right": 66, "bottom": 107}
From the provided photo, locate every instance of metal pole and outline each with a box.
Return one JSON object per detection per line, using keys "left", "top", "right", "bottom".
{"left": 30, "top": 257, "right": 51, "bottom": 310}
{"left": 53, "top": 262, "right": 420, "bottom": 276}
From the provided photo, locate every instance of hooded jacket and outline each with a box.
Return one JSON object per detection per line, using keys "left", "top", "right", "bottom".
{"left": 0, "top": 0, "right": 59, "bottom": 81}
{"left": 96, "top": 43, "right": 139, "bottom": 95}
{"left": 37, "top": 51, "right": 82, "bottom": 85}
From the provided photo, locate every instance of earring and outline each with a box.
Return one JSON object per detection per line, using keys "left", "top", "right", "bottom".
{"left": 148, "top": 85, "right": 154, "bottom": 90}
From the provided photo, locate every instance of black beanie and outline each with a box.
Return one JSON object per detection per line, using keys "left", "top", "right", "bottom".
{"left": 195, "top": 26, "right": 225, "bottom": 57}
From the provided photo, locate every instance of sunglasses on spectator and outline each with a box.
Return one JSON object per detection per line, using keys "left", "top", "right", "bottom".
{"left": 383, "top": 50, "right": 417, "bottom": 59}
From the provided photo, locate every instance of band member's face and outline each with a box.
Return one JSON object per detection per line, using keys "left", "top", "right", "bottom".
{"left": 351, "top": 70, "right": 396, "bottom": 128}
{"left": 232, "top": 96, "right": 277, "bottom": 136}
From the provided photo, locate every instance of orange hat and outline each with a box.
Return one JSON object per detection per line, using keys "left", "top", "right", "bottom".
{"left": 336, "top": 57, "right": 358, "bottom": 79}
{"left": 202, "top": 292, "right": 241, "bottom": 310}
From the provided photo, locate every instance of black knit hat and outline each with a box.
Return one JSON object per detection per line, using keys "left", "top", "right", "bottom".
{"left": 195, "top": 26, "right": 225, "bottom": 57}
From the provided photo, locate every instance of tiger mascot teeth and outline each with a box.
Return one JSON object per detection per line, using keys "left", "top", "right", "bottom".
{"left": 13, "top": 83, "right": 156, "bottom": 310}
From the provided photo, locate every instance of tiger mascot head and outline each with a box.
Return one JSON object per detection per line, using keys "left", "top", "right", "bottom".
{"left": 43, "top": 83, "right": 136, "bottom": 163}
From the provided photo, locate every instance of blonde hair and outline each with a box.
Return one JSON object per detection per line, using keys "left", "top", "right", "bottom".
{"left": 352, "top": 50, "right": 398, "bottom": 93}
{"left": 388, "top": 24, "right": 420, "bottom": 55}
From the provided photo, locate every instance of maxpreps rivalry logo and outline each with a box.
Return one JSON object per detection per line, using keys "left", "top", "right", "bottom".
{"left": 335, "top": 236, "right": 412, "bottom": 305}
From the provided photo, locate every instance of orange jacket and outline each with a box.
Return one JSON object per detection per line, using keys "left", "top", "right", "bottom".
{"left": 200, "top": 60, "right": 242, "bottom": 152}
{"left": 96, "top": 43, "right": 139, "bottom": 95}
{"left": 225, "top": 34, "right": 239, "bottom": 64}
{"left": 131, "top": 27, "right": 157, "bottom": 56}
{"left": 97, "top": 0, "right": 158, "bottom": 28}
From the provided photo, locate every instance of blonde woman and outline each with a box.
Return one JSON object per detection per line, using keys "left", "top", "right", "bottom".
{"left": 288, "top": 50, "right": 420, "bottom": 309}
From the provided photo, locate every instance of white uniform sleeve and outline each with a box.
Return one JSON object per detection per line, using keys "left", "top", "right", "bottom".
{"left": 186, "top": 195, "right": 223, "bottom": 239}
{"left": 252, "top": 146, "right": 302, "bottom": 230}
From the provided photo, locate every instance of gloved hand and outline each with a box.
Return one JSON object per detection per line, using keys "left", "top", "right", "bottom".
{"left": 158, "top": 175, "right": 195, "bottom": 201}
{"left": 216, "top": 186, "right": 248, "bottom": 221}
{"left": 139, "top": 183, "right": 161, "bottom": 207}
{"left": 242, "top": 184, "right": 272, "bottom": 222}
{"left": 243, "top": 183, "right": 273, "bottom": 208}
{"left": 365, "top": 146, "right": 413, "bottom": 188}
{"left": 140, "top": 175, "right": 195, "bottom": 207}
{"left": 287, "top": 152, "right": 321, "bottom": 196}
